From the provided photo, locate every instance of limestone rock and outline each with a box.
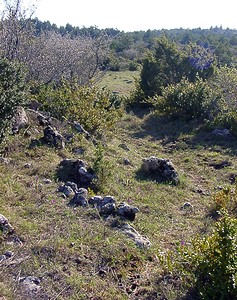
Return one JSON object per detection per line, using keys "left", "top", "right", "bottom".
{"left": 116, "top": 202, "right": 139, "bottom": 221}
{"left": 43, "top": 126, "right": 65, "bottom": 149}
{"left": 12, "top": 106, "right": 28, "bottom": 134}
{"left": 142, "top": 156, "right": 179, "bottom": 184}
{"left": 57, "top": 159, "right": 96, "bottom": 188}
{"left": 0, "top": 214, "right": 14, "bottom": 234}
{"left": 120, "top": 223, "right": 151, "bottom": 249}
{"left": 69, "top": 188, "right": 88, "bottom": 207}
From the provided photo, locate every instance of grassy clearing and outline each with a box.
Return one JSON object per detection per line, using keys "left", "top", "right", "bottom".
{"left": 0, "top": 100, "right": 237, "bottom": 299}
{"left": 96, "top": 70, "right": 140, "bottom": 96}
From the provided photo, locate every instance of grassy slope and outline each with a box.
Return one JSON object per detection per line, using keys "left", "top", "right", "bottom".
{"left": 96, "top": 70, "right": 139, "bottom": 96}
{"left": 0, "top": 72, "right": 237, "bottom": 299}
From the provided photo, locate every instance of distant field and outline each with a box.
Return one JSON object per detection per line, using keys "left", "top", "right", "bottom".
{"left": 96, "top": 70, "right": 140, "bottom": 96}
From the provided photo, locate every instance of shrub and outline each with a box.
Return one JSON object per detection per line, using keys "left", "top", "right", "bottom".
{"left": 160, "top": 185, "right": 237, "bottom": 299}
{"left": 154, "top": 77, "right": 217, "bottom": 120}
{"left": 35, "top": 80, "right": 123, "bottom": 135}
{"left": 0, "top": 58, "right": 28, "bottom": 140}
{"left": 193, "top": 212, "right": 237, "bottom": 300}
{"left": 207, "top": 66, "right": 237, "bottom": 134}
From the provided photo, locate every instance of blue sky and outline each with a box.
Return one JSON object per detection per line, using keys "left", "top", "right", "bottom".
{"left": 28, "top": 0, "right": 237, "bottom": 31}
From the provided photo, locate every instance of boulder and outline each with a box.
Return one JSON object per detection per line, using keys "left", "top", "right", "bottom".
{"left": 0, "top": 214, "right": 14, "bottom": 234}
{"left": 120, "top": 223, "right": 151, "bottom": 249}
{"left": 69, "top": 188, "right": 88, "bottom": 207}
{"left": 43, "top": 126, "right": 65, "bottom": 149}
{"left": 89, "top": 195, "right": 116, "bottom": 215}
{"left": 57, "top": 159, "right": 96, "bottom": 188}
{"left": 116, "top": 202, "right": 139, "bottom": 221}
{"left": 12, "top": 106, "right": 28, "bottom": 134}
{"left": 142, "top": 156, "right": 179, "bottom": 184}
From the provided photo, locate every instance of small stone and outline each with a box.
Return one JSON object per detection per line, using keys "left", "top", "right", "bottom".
{"left": 181, "top": 202, "right": 193, "bottom": 210}
{"left": 99, "top": 203, "right": 116, "bottom": 215}
{"left": 4, "top": 251, "right": 14, "bottom": 258}
{"left": 43, "top": 178, "right": 52, "bottom": 184}
{"left": 123, "top": 158, "right": 131, "bottom": 165}
{"left": 0, "top": 214, "right": 14, "bottom": 234}
{"left": 0, "top": 255, "right": 7, "bottom": 262}
{"left": 24, "top": 163, "right": 32, "bottom": 169}
{"left": 116, "top": 202, "right": 139, "bottom": 221}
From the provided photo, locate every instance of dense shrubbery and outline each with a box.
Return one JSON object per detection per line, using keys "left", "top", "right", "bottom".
{"left": 193, "top": 212, "right": 237, "bottom": 299}
{"left": 160, "top": 186, "right": 237, "bottom": 300}
{"left": 152, "top": 77, "right": 217, "bottom": 120}
{"left": 35, "top": 80, "right": 123, "bottom": 135}
{"left": 0, "top": 58, "right": 28, "bottom": 139}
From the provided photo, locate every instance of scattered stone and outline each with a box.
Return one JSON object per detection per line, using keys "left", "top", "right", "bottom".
{"left": 58, "top": 185, "right": 74, "bottom": 197}
{"left": 19, "top": 276, "right": 41, "bottom": 294}
{"left": 73, "top": 121, "right": 90, "bottom": 138}
{"left": 89, "top": 195, "right": 116, "bottom": 215}
{"left": 37, "top": 114, "right": 50, "bottom": 126}
{"left": 72, "top": 147, "right": 85, "bottom": 155}
{"left": 123, "top": 158, "right": 131, "bottom": 165}
{"left": 12, "top": 106, "right": 29, "bottom": 134}
{"left": 212, "top": 128, "right": 230, "bottom": 136}
{"left": 0, "top": 157, "right": 11, "bottom": 164}
{"left": 142, "top": 156, "right": 179, "bottom": 184}
{"left": 0, "top": 214, "right": 14, "bottom": 234}
{"left": 24, "top": 163, "right": 32, "bottom": 169}
{"left": 116, "top": 202, "right": 139, "bottom": 221}
{"left": 28, "top": 100, "right": 42, "bottom": 111}
{"left": 181, "top": 202, "right": 193, "bottom": 210}
{"left": 57, "top": 159, "right": 96, "bottom": 188}
{"left": 43, "top": 126, "right": 65, "bottom": 149}
{"left": 4, "top": 251, "right": 14, "bottom": 258}
{"left": 69, "top": 188, "right": 88, "bottom": 207}
{"left": 120, "top": 223, "right": 151, "bottom": 248}
{"left": 99, "top": 202, "right": 116, "bottom": 215}
{"left": 229, "top": 173, "right": 237, "bottom": 184}
{"left": 119, "top": 143, "right": 130, "bottom": 151}
{"left": 43, "top": 178, "right": 52, "bottom": 184}
{"left": 88, "top": 195, "right": 103, "bottom": 206}
{"left": 0, "top": 255, "right": 7, "bottom": 262}
{"left": 209, "top": 160, "right": 232, "bottom": 170}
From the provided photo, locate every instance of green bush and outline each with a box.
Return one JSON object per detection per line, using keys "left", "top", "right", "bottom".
{"left": 206, "top": 66, "right": 237, "bottom": 134}
{"left": 160, "top": 186, "right": 237, "bottom": 299}
{"left": 35, "top": 80, "right": 123, "bottom": 135}
{"left": 154, "top": 77, "right": 216, "bottom": 120}
{"left": 0, "top": 58, "right": 28, "bottom": 139}
{"left": 193, "top": 212, "right": 237, "bottom": 300}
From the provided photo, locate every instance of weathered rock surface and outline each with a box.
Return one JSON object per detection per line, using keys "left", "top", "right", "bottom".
{"left": 120, "top": 223, "right": 151, "bottom": 249}
{"left": 57, "top": 159, "right": 96, "bottom": 188}
{"left": 12, "top": 106, "right": 28, "bottom": 134}
{"left": 116, "top": 202, "right": 139, "bottom": 221}
{"left": 69, "top": 188, "right": 88, "bottom": 207}
{"left": 142, "top": 156, "right": 179, "bottom": 184}
{"left": 0, "top": 214, "right": 14, "bottom": 234}
{"left": 43, "top": 126, "right": 65, "bottom": 149}
{"left": 19, "top": 276, "right": 41, "bottom": 294}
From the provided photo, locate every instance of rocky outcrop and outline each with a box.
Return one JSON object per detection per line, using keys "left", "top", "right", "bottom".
{"left": 0, "top": 214, "right": 14, "bottom": 234}
{"left": 43, "top": 126, "right": 65, "bottom": 149}
{"left": 142, "top": 156, "right": 179, "bottom": 184}
{"left": 120, "top": 223, "right": 151, "bottom": 249}
{"left": 57, "top": 159, "right": 96, "bottom": 188}
{"left": 12, "top": 106, "right": 28, "bottom": 134}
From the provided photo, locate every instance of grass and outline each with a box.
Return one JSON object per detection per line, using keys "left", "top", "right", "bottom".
{"left": 0, "top": 73, "right": 237, "bottom": 299}
{"left": 96, "top": 70, "right": 140, "bottom": 96}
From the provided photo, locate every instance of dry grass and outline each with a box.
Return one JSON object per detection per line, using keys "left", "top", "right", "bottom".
{"left": 0, "top": 104, "right": 237, "bottom": 299}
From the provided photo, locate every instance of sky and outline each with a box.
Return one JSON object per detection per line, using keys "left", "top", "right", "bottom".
{"left": 28, "top": 0, "right": 237, "bottom": 32}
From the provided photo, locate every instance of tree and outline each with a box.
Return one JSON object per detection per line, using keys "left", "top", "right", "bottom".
{"left": 136, "top": 37, "right": 215, "bottom": 101}
{"left": 0, "top": 57, "right": 28, "bottom": 139}
{"left": 139, "top": 37, "right": 184, "bottom": 98}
